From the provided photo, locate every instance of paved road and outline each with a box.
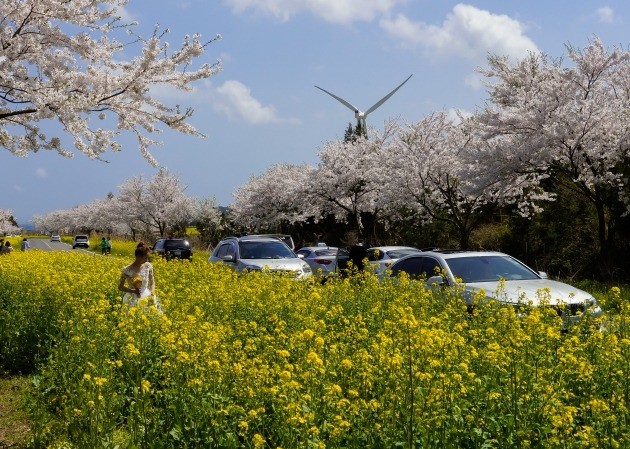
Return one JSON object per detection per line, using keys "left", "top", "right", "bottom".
{"left": 24, "top": 238, "right": 91, "bottom": 253}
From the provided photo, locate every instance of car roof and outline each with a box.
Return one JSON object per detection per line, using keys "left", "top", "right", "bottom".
{"left": 224, "top": 235, "right": 286, "bottom": 243}
{"left": 409, "top": 249, "right": 507, "bottom": 260}
{"left": 368, "top": 246, "right": 420, "bottom": 251}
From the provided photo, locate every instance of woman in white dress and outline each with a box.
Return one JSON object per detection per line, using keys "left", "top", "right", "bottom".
{"left": 118, "top": 243, "right": 159, "bottom": 309}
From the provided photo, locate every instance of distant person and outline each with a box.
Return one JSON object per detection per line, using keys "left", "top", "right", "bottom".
{"left": 118, "top": 244, "right": 160, "bottom": 310}
{"left": 20, "top": 238, "right": 30, "bottom": 251}
{"left": 348, "top": 239, "right": 367, "bottom": 272}
{"left": 100, "top": 237, "right": 108, "bottom": 255}
{"left": 0, "top": 241, "right": 14, "bottom": 254}
{"left": 106, "top": 237, "right": 112, "bottom": 255}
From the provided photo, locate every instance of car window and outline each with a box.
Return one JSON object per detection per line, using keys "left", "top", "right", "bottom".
{"left": 445, "top": 255, "right": 539, "bottom": 283}
{"left": 239, "top": 241, "right": 295, "bottom": 259}
{"left": 391, "top": 256, "right": 442, "bottom": 279}
{"left": 215, "top": 243, "right": 233, "bottom": 258}
{"left": 391, "top": 257, "right": 424, "bottom": 278}
{"left": 314, "top": 249, "right": 337, "bottom": 257}
{"left": 420, "top": 257, "right": 442, "bottom": 278}
{"left": 164, "top": 240, "right": 190, "bottom": 250}
{"left": 154, "top": 240, "right": 164, "bottom": 250}
{"left": 367, "top": 249, "right": 384, "bottom": 261}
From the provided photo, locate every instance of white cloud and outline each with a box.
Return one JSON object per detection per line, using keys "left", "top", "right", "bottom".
{"left": 35, "top": 168, "right": 48, "bottom": 178}
{"left": 223, "top": 0, "right": 405, "bottom": 24}
{"left": 464, "top": 72, "right": 485, "bottom": 90}
{"left": 115, "top": 5, "right": 135, "bottom": 22}
{"left": 380, "top": 4, "right": 539, "bottom": 62}
{"left": 13, "top": 185, "right": 22, "bottom": 192}
{"left": 214, "top": 80, "right": 296, "bottom": 124}
{"left": 595, "top": 7, "right": 614, "bottom": 23}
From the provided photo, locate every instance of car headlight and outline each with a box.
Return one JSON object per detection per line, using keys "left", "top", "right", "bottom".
{"left": 242, "top": 264, "right": 262, "bottom": 272}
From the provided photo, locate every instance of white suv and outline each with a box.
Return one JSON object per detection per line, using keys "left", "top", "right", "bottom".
{"left": 72, "top": 235, "right": 90, "bottom": 249}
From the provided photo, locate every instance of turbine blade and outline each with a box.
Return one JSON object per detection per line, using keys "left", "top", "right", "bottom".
{"left": 364, "top": 74, "right": 413, "bottom": 116}
{"left": 315, "top": 85, "right": 359, "bottom": 112}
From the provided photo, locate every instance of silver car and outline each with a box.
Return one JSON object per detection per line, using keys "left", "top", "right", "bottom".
{"left": 386, "top": 250, "right": 602, "bottom": 325}
{"left": 296, "top": 246, "right": 348, "bottom": 277}
{"left": 367, "top": 246, "right": 422, "bottom": 273}
{"left": 209, "top": 236, "right": 312, "bottom": 279}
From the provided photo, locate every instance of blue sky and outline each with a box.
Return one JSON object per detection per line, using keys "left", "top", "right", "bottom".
{"left": 3, "top": 0, "right": 629, "bottom": 225}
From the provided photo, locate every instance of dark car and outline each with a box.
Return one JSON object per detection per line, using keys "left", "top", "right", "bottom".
{"left": 152, "top": 238, "right": 193, "bottom": 260}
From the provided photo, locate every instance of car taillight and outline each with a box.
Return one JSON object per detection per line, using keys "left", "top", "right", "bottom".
{"left": 314, "top": 258, "right": 333, "bottom": 265}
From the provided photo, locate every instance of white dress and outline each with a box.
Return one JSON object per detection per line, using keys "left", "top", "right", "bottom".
{"left": 121, "top": 262, "right": 161, "bottom": 310}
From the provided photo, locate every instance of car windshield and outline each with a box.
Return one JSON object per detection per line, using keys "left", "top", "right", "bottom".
{"left": 75, "top": 236, "right": 87, "bottom": 241}
{"left": 445, "top": 255, "right": 540, "bottom": 283}
{"left": 239, "top": 241, "right": 295, "bottom": 259}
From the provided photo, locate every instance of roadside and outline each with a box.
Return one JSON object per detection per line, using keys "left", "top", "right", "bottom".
{"left": 0, "top": 373, "right": 31, "bottom": 448}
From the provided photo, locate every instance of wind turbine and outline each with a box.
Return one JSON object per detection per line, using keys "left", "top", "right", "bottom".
{"left": 315, "top": 74, "right": 412, "bottom": 138}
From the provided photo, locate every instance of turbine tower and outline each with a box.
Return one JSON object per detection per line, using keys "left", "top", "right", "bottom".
{"left": 315, "top": 74, "right": 412, "bottom": 138}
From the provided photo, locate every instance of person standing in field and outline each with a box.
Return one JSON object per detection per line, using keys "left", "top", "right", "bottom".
{"left": 106, "top": 237, "right": 112, "bottom": 255}
{"left": 21, "top": 238, "right": 30, "bottom": 251}
{"left": 100, "top": 237, "right": 108, "bottom": 255}
{"left": 0, "top": 241, "right": 14, "bottom": 254}
{"left": 118, "top": 244, "right": 160, "bottom": 310}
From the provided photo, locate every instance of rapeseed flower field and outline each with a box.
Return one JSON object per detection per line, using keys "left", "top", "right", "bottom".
{"left": 0, "top": 249, "right": 629, "bottom": 448}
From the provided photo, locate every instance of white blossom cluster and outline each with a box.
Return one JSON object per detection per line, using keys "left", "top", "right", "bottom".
{"left": 32, "top": 168, "right": 221, "bottom": 236}
{"left": 0, "top": 0, "right": 221, "bottom": 164}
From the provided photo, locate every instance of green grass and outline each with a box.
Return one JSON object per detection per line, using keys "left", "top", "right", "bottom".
{"left": 0, "top": 373, "right": 31, "bottom": 448}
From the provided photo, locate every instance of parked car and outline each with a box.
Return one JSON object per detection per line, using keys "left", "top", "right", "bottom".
{"left": 72, "top": 234, "right": 90, "bottom": 249}
{"left": 50, "top": 234, "right": 61, "bottom": 242}
{"left": 366, "top": 246, "right": 422, "bottom": 273}
{"left": 385, "top": 249, "right": 602, "bottom": 325}
{"left": 296, "top": 246, "right": 348, "bottom": 277}
{"left": 152, "top": 238, "right": 193, "bottom": 260}
{"left": 209, "top": 236, "right": 312, "bottom": 279}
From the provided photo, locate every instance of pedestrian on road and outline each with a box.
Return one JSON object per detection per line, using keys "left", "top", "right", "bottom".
{"left": 21, "top": 238, "right": 30, "bottom": 251}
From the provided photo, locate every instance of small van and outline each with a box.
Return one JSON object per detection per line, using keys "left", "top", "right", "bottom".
{"left": 72, "top": 235, "right": 90, "bottom": 249}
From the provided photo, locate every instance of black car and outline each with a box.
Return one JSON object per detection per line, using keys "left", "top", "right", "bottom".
{"left": 152, "top": 238, "right": 193, "bottom": 260}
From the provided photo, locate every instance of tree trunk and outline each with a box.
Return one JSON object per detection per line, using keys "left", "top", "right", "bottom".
{"left": 594, "top": 198, "right": 612, "bottom": 278}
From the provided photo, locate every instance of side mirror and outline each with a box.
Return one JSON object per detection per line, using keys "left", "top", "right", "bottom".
{"left": 297, "top": 253, "right": 304, "bottom": 259}
{"left": 427, "top": 275, "right": 445, "bottom": 286}
{"left": 221, "top": 254, "right": 235, "bottom": 263}
{"left": 538, "top": 271, "right": 548, "bottom": 279}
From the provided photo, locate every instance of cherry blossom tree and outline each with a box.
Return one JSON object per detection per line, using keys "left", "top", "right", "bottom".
{"left": 0, "top": 0, "right": 221, "bottom": 164}
{"left": 193, "top": 196, "right": 224, "bottom": 247}
{"left": 474, "top": 37, "right": 630, "bottom": 267}
{"left": 230, "top": 163, "right": 317, "bottom": 232}
{"left": 0, "top": 209, "right": 20, "bottom": 235}
{"left": 117, "top": 168, "right": 195, "bottom": 236}
{"left": 306, "top": 126, "right": 394, "bottom": 236}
